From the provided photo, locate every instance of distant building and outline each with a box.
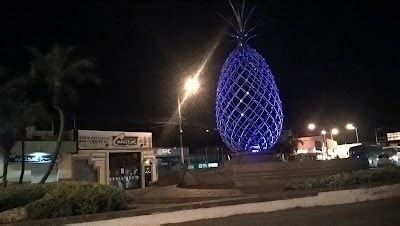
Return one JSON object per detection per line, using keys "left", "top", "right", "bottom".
{"left": 296, "top": 135, "right": 359, "bottom": 160}
{"left": 387, "top": 132, "right": 400, "bottom": 146}
{"left": 0, "top": 127, "right": 158, "bottom": 189}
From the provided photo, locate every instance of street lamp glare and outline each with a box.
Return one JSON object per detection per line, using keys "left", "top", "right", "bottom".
{"left": 346, "top": 123, "right": 356, "bottom": 130}
{"left": 321, "top": 130, "right": 327, "bottom": 135}
{"left": 184, "top": 76, "right": 200, "bottom": 94}
{"left": 331, "top": 128, "right": 339, "bottom": 135}
{"left": 308, "top": 123, "right": 316, "bottom": 130}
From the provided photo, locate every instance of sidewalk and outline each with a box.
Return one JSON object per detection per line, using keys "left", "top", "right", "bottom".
{"left": 13, "top": 187, "right": 316, "bottom": 225}
{"left": 13, "top": 181, "right": 400, "bottom": 225}
{"left": 126, "top": 185, "right": 244, "bottom": 204}
{"left": 69, "top": 183, "right": 400, "bottom": 225}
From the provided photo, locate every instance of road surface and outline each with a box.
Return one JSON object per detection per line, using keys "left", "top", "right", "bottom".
{"left": 168, "top": 198, "right": 400, "bottom": 226}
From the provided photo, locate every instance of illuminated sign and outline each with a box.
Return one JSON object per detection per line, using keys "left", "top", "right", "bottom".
{"left": 78, "top": 130, "right": 152, "bottom": 149}
{"left": 387, "top": 132, "right": 400, "bottom": 141}
{"left": 112, "top": 133, "right": 138, "bottom": 146}
{"left": 9, "top": 152, "right": 60, "bottom": 164}
{"left": 154, "top": 148, "right": 189, "bottom": 157}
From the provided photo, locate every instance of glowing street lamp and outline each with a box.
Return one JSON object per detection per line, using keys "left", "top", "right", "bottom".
{"left": 178, "top": 76, "right": 200, "bottom": 165}
{"left": 346, "top": 123, "right": 359, "bottom": 143}
{"left": 331, "top": 128, "right": 339, "bottom": 139}
{"left": 184, "top": 76, "right": 200, "bottom": 94}
{"left": 308, "top": 123, "right": 316, "bottom": 130}
{"left": 321, "top": 130, "right": 327, "bottom": 136}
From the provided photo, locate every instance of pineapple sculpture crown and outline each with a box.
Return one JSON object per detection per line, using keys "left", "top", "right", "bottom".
{"left": 221, "top": 0, "right": 258, "bottom": 47}
{"left": 216, "top": 0, "right": 283, "bottom": 152}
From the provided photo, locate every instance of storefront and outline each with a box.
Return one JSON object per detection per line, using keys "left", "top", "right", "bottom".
{"left": 73, "top": 130, "right": 157, "bottom": 189}
{"left": 0, "top": 141, "right": 76, "bottom": 183}
{"left": 154, "top": 147, "right": 189, "bottom": 171}
{"left": 1, "top": 129, "right": 158, "bottom": 188}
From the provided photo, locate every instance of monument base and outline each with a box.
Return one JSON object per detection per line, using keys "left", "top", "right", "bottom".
{"left": 230, "top": 151, "right": 369, "bottom": 191}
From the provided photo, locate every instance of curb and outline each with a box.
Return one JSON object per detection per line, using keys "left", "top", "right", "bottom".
{"left": 70, "top": 183, "right": 400, "bottom": 225}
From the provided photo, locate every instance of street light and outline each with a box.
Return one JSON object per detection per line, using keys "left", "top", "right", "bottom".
{"left": 321, "top": 130, "right": 327, "bottom": 135}
{"left": 346, "top": 123, "right": 359, "bottom": 143}
{"left": 178, "top": 76, "right": 200, "bottom": 165}
{"left": 308, "top": 123, "right": 316, "bottom": 130}
{"left": 184, "top": 76, "right": 200, "bottom": 94}
{"left": 205, "top": 129, "right": 210, "bottom": 167}
{"left": 331, "top": 128, "right": 339, "bottom": 139}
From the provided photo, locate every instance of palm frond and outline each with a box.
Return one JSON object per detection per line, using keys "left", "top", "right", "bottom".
{"left": 243, "top": 5, "right": 256, "bottom": 31}
{"left": 218, "top": 13, "right": 240, "bottom": 34}
{"left": 29, "top": 44, "right": 99, "bottom": 109}
{"left": 64, "top": 57, "right": 94, "bottom": 74}
{"left": 222, "top": 0, "right": 258, "bottom": 46}
{"left": 228, "top": 0, "right": 242, "bottom": 31}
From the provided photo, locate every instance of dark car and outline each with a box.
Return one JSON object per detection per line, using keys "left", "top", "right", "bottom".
{"left": 349, "top": 145, "right": 382, "bottom": 167}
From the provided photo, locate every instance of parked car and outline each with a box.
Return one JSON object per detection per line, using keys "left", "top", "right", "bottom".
{"left": 349, "top": 145, "right": 382, "bottom": 167}
{"left": 382, "top": 146, "right": 399, "bottom": 166}
{"left": 377, "top": 154, "right": 396, "bottom": 167}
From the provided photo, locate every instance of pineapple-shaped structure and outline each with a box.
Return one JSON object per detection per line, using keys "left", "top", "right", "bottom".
{"left": 216, "top": 1, "right": 283, "bottom": 152}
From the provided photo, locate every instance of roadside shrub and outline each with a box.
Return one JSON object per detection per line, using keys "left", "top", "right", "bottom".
{"left": 25, "top": 182, "right": 127, "bottom": 219}
{"left": 0, "top": 183, "right": 49, "bottom": 212}
{"left": 287, "top": 166, "right": 400, "bottom": 190}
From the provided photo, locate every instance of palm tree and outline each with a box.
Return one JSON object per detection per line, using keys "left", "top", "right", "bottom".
{"left": 30, "top": 44, "right": 98, "bottom": 183}
{"left": 275, "top": 133, "right": 302, "bottom": 161}
{"left": 0, "top": 68, "right": 49, "bottom": 187}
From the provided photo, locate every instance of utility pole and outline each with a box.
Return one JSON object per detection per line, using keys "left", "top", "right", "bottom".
{"left": 178, "top": 95, "right": 184, "bottom": 165}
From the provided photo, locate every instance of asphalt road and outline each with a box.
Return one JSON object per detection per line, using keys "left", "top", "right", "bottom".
{"left": 168, "top": 198, "right": 400, "bottom": 226}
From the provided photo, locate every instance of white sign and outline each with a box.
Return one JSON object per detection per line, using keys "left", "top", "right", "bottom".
{"left": 78, "top": 130, "right": 152, "bottom": 149}
{"left": 387, "top": 132, "right": 400, "bottom": 141}
{"left": 154, "top": 147, "right": 189, "bottom": 157}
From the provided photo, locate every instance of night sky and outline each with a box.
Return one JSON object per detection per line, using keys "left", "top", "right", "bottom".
{"left": 1, "top": 0, "right": 399, "bottom": 147}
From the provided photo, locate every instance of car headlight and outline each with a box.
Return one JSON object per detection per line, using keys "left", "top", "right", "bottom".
{"left": 389, "top": 155, "right": 398, "bottom": 162}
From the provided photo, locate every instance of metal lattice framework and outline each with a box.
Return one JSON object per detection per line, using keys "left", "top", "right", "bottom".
{"left": 216, "top": 47, "right": 283, "bottom": 152}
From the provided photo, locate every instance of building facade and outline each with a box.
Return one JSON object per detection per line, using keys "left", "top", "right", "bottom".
{"left": 0, "top": 128, "right": 159, "bottom": 189}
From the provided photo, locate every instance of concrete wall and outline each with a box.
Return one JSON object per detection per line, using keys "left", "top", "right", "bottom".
{"left": 0, "top": 162, "right": 58, "bottom": 183}
{"left": 183, "top": 166, "right": 234, "bottom": 186}
{"left": 181, "top": 152, "right": 369, "bottom": 188}
{"left": 1, "top": 141, "right": 75, "bottom": 183}
{"left": 231, "top": 152, "right": 369, "bottom": 188}
{"left": 10, "top": 141, "right": 76, "bottom": 155}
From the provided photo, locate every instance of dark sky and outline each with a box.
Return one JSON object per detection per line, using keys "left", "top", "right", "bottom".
{"left": 1, "top": 0, "right": 399, "bottom": 146}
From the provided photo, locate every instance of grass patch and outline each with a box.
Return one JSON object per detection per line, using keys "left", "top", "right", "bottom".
{"left": 287, "top": 166, "right": 400, "bottom": 190}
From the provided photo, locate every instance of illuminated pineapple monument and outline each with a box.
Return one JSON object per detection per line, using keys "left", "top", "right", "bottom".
{"left": 216, "top": 1, "right": 283, "bottom": 152}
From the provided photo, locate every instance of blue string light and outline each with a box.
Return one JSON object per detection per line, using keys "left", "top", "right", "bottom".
{"left": 216, "top": 46, "right": 283, "bottom": 152}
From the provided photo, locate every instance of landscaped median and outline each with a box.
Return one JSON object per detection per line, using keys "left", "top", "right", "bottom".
{"left": 1, "top": 167, "right": 400, "bottom": 224}
{"left": 0, "top": 182, "right": 128, "bottom": 223}
{"left": 286, "top": 166, "right": 400, "bottom": 190}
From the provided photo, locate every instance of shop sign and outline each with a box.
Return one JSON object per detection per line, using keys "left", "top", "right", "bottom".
{"left": 154, "top": 148, "right": 189, "bottom": 157}
{"left": 78, "top": 130, "right": 152, "bottom": 149}
{"left": 112, "top": 133, "right": 138, "bottom": 146}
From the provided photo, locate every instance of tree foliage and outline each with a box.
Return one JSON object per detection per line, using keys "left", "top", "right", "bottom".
{"left": 0, "top": 67, "right": 49, "bottom": 187}
{"left": 29, "top": 44, "right": 98, "bottom": 183}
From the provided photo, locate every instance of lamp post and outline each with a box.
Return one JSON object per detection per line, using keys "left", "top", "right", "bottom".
{"left": 178, "top": 76, "right": 200, "bottom": 165}
{"left": 321, "top": 129, "right": 327, "bottom": 144}
{"left": 331, "top": 128, "right": 339, "bottom": 139}
{"left": 374, "top": 128, "right": 381, "bottom": 145}
{"left": 205, "top": 129, "right": 209, "bottom": 167}
{"left": 321, "top": 129, "right": 327, "bottom": 159}
{"left": 346, "top": 123, "right": 359, "bottom": 144}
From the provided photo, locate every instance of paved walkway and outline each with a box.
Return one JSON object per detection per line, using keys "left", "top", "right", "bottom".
{"left": 126, "top": 185, "right": 243, "bottom": 198}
